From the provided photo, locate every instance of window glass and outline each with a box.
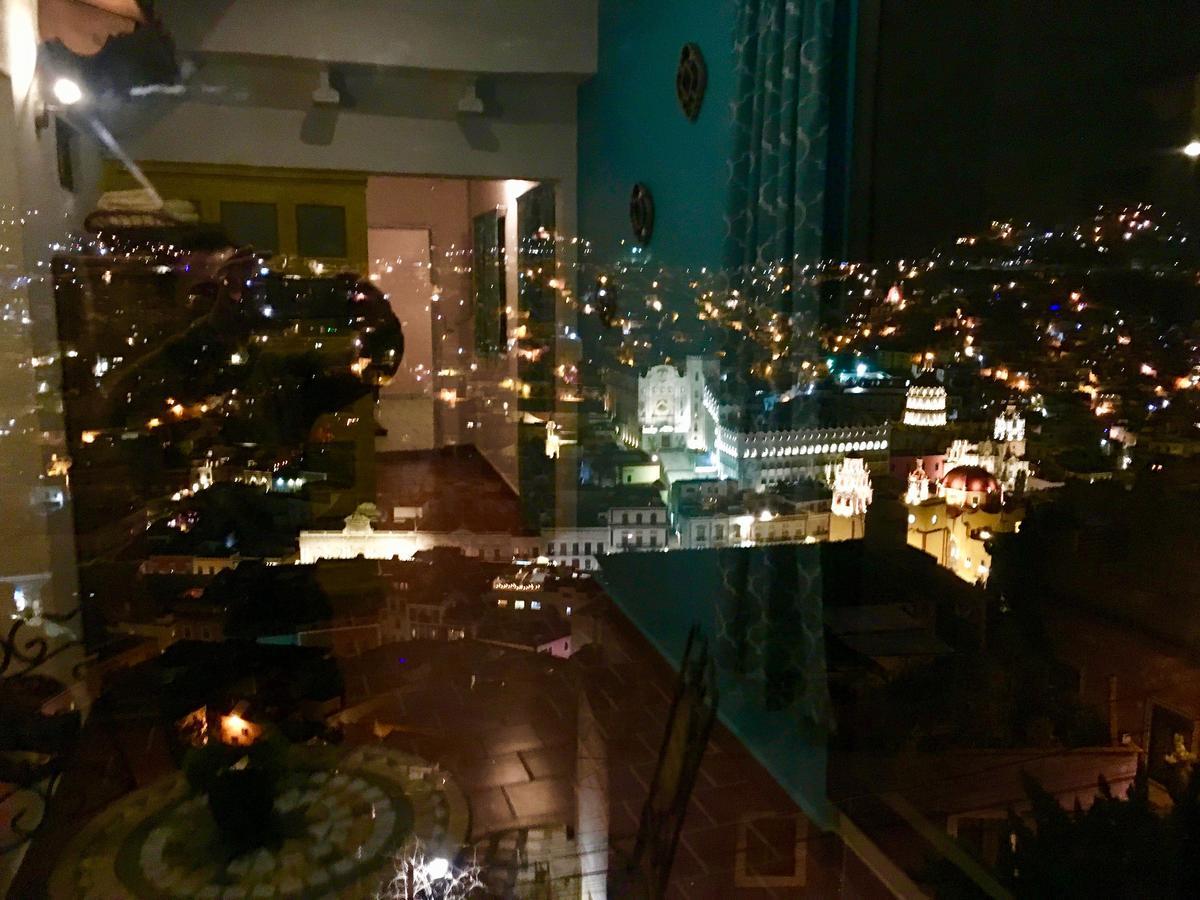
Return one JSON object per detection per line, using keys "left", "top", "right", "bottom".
{"left": 220, "top": 200, "right": 278, "bottom": 252}
{"left": 4, "top": 6, "right": 1172, "bottom": 897}
{"left": 296, "top": 203, "right": 347, "bottom": 258}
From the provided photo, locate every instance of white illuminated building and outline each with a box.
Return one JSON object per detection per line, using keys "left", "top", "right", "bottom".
{"left": 829, "top": 455, "right": 873, "bottom": 541}
{"left": 830, "top": 456, "right": 873, "bottom": 518}
{"left": 714, "top": 422, "right": 890, "bottom": 491}
{"left": 905, "top": 463, "right": 932, "bottom": 505}
{"left": 943, "top": 405, "right": 1031, "bottom": 494}
{"left": 992, "top": 402, "right": 1026, "bottom": 453}
{"left": 635, "top": 357, "right": 717, "bottom": 451}
{"left": 673, "top": 480, "right": 833, "bottom": 548}
{"left": 609, "top": 354, "right": 890, "bottom": 491}
{"left": 302, "top": 508, "right": 641, "bottom": 570}
{"left": 902, "top": 367, "right": 947, "bottom": 428}
{"left": 299, "top": 509, "right": 541, "bottom": 564}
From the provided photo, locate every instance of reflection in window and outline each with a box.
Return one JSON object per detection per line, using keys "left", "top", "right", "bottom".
{"left": 220, "top": 201, "right": 278, "bottom": 252}
{"left": 296, "top": 203, "right": 347, "bottom": 258}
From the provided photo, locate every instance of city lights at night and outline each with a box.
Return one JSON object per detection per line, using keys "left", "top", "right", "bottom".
{"left": 3, "top": 2, "right": 1200, "bottom": 898}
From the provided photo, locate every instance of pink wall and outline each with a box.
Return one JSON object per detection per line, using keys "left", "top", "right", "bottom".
{"left": 368, "top": 227, "right": 432, "bottom": 394}
{"left": 366, "top": 176, "right": 473, "bottom": 359}
{"left": 367, "top": 177, "right": 474, "bottom": 446}
{"left": 889, "top": 453, "right": 946, "bottom": 481}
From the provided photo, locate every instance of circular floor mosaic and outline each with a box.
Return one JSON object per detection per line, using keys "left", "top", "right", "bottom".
{"left": 49, "top": 746, "right": 469, "bottom": 899}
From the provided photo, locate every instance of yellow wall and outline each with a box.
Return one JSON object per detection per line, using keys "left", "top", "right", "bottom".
{"left": 101, "top": 159, "right": 368, "bottom": 273}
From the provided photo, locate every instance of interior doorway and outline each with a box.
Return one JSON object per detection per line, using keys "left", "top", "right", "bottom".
{"left": 369, "top": 226, "right": 435, "bottom": 451}
{"left": 364, "top": 175, "right": 546, "bottom": 468}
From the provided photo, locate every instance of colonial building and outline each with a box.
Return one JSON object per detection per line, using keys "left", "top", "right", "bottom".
{"left": 902, "top": 368, "right": 948, "bottom": 428}
{"left": 714, "top": 422, "right": 891, "bottom": 491}
{"left": 606, "top": 356, "right": 718, "bottom": 452}
{"left": 299, "top": 509, "right": 543, "bottom": 564}
{"left": 543, "top": 525, "right": 610, "bottom": 571}
{"left": 942, "top": 404, "right": 1031, "bottom": 493}
{"left": 606, "top": 354, "right": 890, "bottom": 490}
{"left": 300, "top": 503, "right": 656, "bottom": 569}
{"left": 636, "top": 358, "right": 717, "bottom": 451}
{"left": 829, "top": 455, "right": 873, "bottom": 542}
{"left": 606, "top": 503, "right": 670, "bottom": 551}
{"left": 993, "top": 402, "right": 1026, "bottom": 450}
{"left": 672, "top": 479, "right": 832, "bottom": 549}
{"left": 904, "top": 464, "right": 1023, "bottom": 585}
{"left": 944, "top": 437, "right": 1030, "bottom": 495}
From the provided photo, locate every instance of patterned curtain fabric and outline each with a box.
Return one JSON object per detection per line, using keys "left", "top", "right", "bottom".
{"left": 714, "top": 544, "right": 831, "bottom": 725}
{"left": 725, "top": 0, "right": 835, "bottom": 291}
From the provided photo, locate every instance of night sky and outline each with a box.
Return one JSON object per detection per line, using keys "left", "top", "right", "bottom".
{"left": 867, "top": 1, "right": 1200, "bottom": 258}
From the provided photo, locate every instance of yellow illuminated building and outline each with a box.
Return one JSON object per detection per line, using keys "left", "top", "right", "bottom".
{"left": 904, "top": 464, "right": 1022, "bottom": 585}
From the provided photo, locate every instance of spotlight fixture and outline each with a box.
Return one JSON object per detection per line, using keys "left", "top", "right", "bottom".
{"left": 457, "top": 78, "right": 484, "bottom": 115}
{"left": 311, "top": 68, "right": 340, "bottom": 107}
{"left": 52, "top": 77, "right": 83, "bottom": 106}
{"left": 36, "top": 75, "right": 84, "bottom": 135}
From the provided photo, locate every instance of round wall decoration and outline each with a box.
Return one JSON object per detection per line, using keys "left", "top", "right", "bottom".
{"left": 676, "top": 43, "right": 707, "bottom": 121}
{"left": 630, "top": 183, "right": 655, "bottom": 244}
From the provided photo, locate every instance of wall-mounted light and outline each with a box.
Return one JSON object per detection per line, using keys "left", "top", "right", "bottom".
{"left": 311, "top": 68, "right": 340, "bottom": 107}
{"left": 52, "top": 77, "right": 83, "bottom": 106}
{"left": 35, "top": 76, "right": 83, "bottom": 135}
{"left": 1184, "top": 140, "right": 1200, "bottom": 159}
{"left": 457, "top": 77, "right": 483, "bottom": 115}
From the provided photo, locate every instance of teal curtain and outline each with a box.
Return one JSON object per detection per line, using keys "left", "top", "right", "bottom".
{"left": 725, "top": 0, "right": 835, "bottom": 289}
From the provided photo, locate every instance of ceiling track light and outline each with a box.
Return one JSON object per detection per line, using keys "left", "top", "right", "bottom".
{"left": 311, "top": 67, "right": 340, "bottom": 107}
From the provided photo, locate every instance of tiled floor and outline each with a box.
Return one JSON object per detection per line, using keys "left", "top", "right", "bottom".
{"left": 21, "top": 597, "right": 896, "bottom": 897}
{"left": 339, "top": 606, "right": 896, "bottom": 897}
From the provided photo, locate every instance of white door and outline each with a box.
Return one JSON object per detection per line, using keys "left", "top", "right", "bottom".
{"left": 369, "top": 227, "right": 434, "bottom": 450}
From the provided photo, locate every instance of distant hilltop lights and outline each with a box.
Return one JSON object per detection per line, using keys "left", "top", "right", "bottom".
{"left": 8, "top": 202, "right": 1199, "bottom": 338}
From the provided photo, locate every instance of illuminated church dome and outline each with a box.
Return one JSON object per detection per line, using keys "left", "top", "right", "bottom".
{"left": 902, "top": 368, "right": 947, "bottom": 427}
{"left": 939, "top": 464, "right": 1001, "bottom": 509}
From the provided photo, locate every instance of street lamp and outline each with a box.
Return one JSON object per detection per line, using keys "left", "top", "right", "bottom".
{"left": 1183, "top": 140, "right": 1200, "bottom": 159}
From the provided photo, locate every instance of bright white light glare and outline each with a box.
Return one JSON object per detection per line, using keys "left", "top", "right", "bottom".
{"left": 380, "top": 843, "right": 480, "bottom": 899}
{"left": 1184, "top": 140, "right": 1200, "bottom": 159}
{"left": 52, "top": 77, "right": 82, "bottom": 106}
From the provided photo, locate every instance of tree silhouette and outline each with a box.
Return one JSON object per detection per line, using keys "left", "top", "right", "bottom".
{"left": 997, "top": 760, "right": 1200, "bottom": 898}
